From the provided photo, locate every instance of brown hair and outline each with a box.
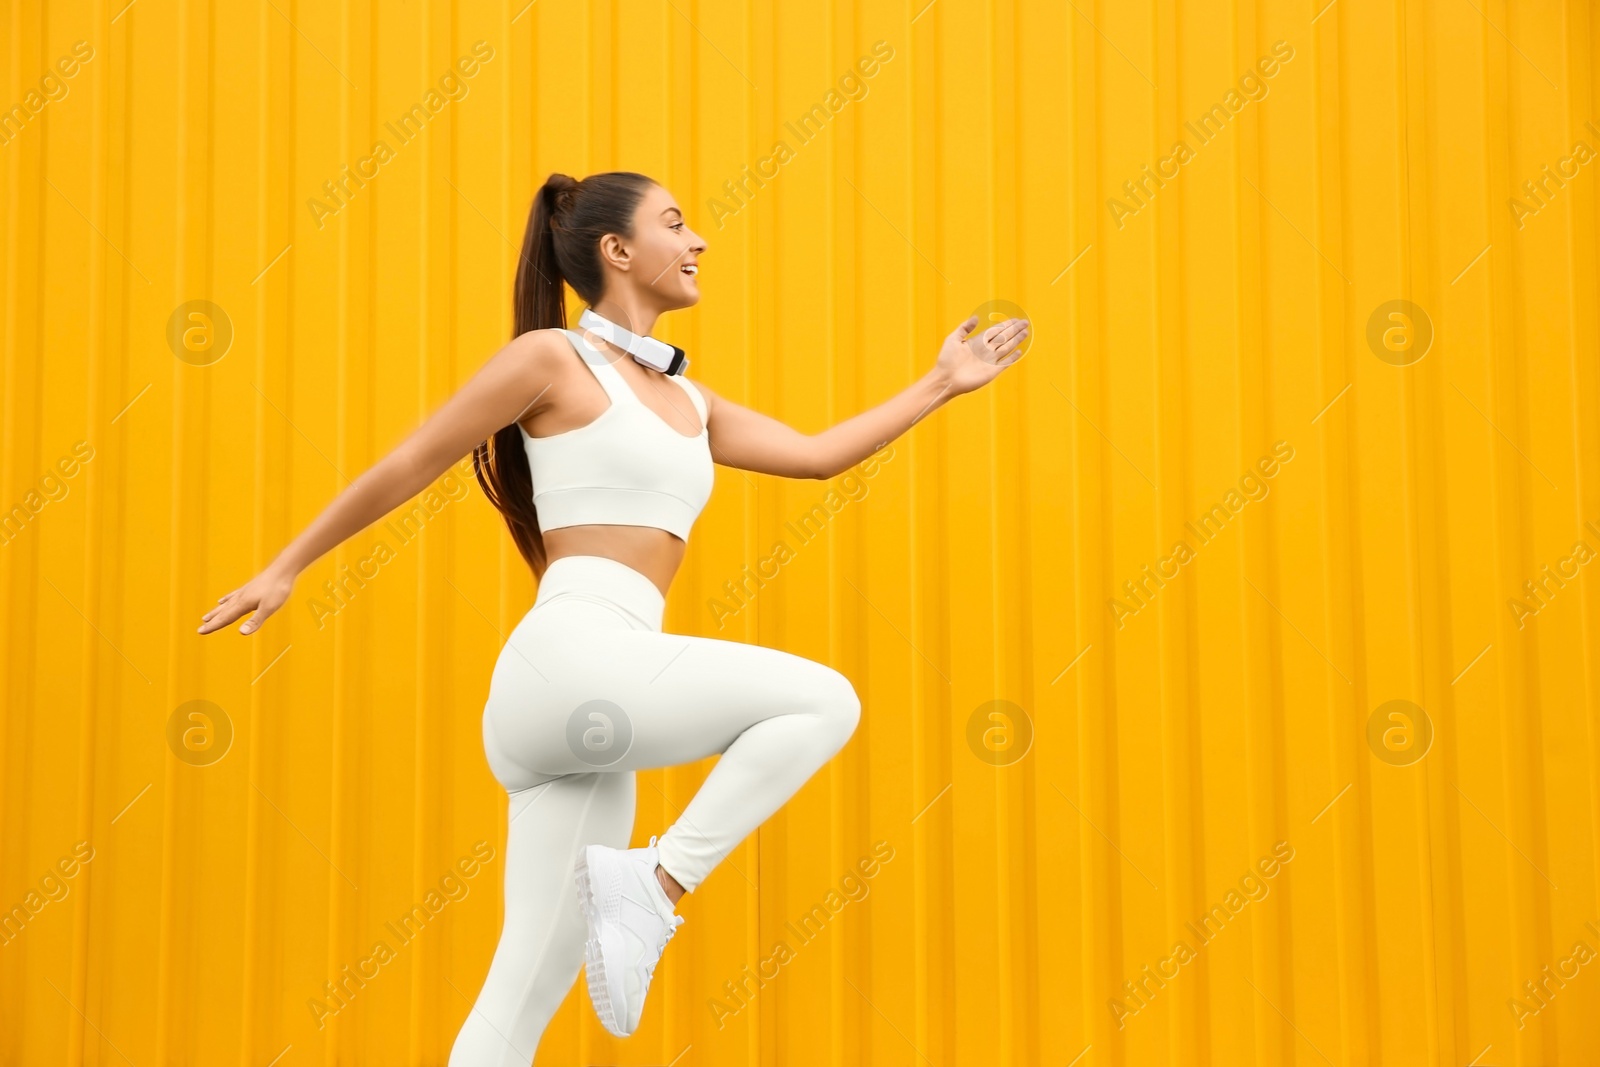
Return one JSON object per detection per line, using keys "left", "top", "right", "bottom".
{"left": 471, "top": 171, "right": 658, "bottom": 577}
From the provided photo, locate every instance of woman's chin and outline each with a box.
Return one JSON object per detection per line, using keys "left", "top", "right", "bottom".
{"left": 646, "top": 276, "right": 701, "bottom": 312}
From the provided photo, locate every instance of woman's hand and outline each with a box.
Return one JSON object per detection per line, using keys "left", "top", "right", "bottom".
{"left": 933, "top": 314, "right": 1029, "bottom": 396}
{"left": 197, "top": 563, "right": 297, "bottom": 636}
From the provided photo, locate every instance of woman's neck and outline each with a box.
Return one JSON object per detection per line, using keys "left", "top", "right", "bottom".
{"left": 589, "top": 296, "right": 663, "bottom": 338}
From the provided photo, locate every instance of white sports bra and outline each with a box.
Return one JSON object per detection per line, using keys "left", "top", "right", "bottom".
{"left": 517, "top": 329, "right": 714, "bottom": 541}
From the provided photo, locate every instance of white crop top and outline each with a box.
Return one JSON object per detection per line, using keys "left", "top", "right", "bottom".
{"left": 518, "top": 329, "right": 714, "bottom": 540}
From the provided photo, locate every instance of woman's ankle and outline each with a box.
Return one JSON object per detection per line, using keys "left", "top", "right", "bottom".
{"left": 655, "top": 864, "right": 686, "bottom": 906}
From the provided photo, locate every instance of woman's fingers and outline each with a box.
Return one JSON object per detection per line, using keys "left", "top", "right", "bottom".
{"left": 973, "top": 319, "right": 1028, "bottom": 365}
{"left": 987, "top": 318, "right": 1028, "bottom": 345}
{"left": 201, "top": 597, "right": 240, "bottom": 623}
{"left": 240, "top": 605, "right": 274, "bottom": 635}
{"left": 199, "top": 607, "right": 239, "bottom": 635}
{"left": 997, "top": 320, "right": 1029, "bottom": 353}
{"left": 200, "top": 591, "right": 236, "bottom": 624}
{"left": 198, "top": 596, "right": 254, "bottom": 634}
{"left": 976, "top": 319, "right": 1026, "bottom": 352}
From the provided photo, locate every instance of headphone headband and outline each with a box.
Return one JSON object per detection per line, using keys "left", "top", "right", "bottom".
{"left": 577, "top": 308, "right": 689, "bottom": 376}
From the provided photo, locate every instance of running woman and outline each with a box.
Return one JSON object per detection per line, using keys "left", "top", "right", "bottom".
{"left": 198, "top": 171, "right": 1027, "bottom": 1062}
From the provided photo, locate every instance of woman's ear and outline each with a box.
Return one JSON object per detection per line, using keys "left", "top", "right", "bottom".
{"left": 598, "top": 232, "right": 631, "bottom": 272}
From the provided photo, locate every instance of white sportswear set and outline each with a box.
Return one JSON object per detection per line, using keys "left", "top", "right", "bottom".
{"left": 448, "top": 329, "right": 861, "bottom": 1064}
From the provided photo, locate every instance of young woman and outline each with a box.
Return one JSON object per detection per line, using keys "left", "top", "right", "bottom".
{"left": 198, "top": 171, "right": 1027, "bottom": 1062}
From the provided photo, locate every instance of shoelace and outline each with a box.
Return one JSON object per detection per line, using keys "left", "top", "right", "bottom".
{"left": 638, "top": 836, "right": 683, "bottom": 982}
{"left": 642, "top": 914, "right": 684, "bottom": 982}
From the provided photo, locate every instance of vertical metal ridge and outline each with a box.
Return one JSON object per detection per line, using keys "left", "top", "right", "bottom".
{"left": 1306, "top": 1, "right": 1382, "bottom": 1060}
{"left": 983, "top": 0, "right": 1022, "bottom": 1062}
{"left": 0, "top": 0, "right": 15, "bottom": 1034}
{"left": 1491, "top": 216, "right": 1555, "bottom": 1067}
{"left": 1389, "top": 4, "right": 1449, "bottom": 1064}
{"left": 0, "top": 0, "right": 49, "bottom": 1030}
{"left": 999, "top": 0, "right": 1045, "bottom": 1060}
{"left": 156, "top": 0, "right": 200, "bottom": 1055}
{"left": 1070, "top": 1, "right": 1122, "bottom": 1062}
{"left": 0, "top": 0, "right": 17, "bottom": 903}
{"left": 1151, "top": 0, "right": 1203, "bottom": 1060}
{"left": 824, "top": 1, "right": 854, "bottom": 1064}
{"left": 1480, "top": 1, "right": 1552, "bottom": 1063}
{"left": 67, "top": 0, "right": 109, "bottom": 1060}
{"left": 906, "top": 0, "right": 934, "bottom": 1061}
{"left": 235, "top": 0, "right": 272, "bottom": 1056}
{"left": 1402, "top": 1, "right": 1470, "bottom": 1059}
{"left": 1562, "top": 9, "right": 1600, "bottom": 1049}
{"left": 747, "top": 10, "right": 767, "bottom": 1053}
{"left": 1231, "top": 0, "right": 1298, "bottom": 1061}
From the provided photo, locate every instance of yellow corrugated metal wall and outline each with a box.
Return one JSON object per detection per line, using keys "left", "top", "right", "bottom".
{"left": 3, "top": 0, "right": 1598, "bottom": 1064}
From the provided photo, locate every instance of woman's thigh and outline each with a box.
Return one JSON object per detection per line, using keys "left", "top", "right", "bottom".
{"left": 482, "top": 597, "right": 857, "bottom": 788}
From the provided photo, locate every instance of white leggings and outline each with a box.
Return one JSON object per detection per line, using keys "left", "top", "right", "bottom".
{"left": 449, "top": 555, "right": 861, "bottom": 1065}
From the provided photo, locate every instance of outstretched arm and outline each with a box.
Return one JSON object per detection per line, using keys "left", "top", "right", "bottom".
{"left": 699, "top": 314, "right": 1028, "bottom": 480}
{"left": 198, "top": 329, "right": 564, "bottom": 635}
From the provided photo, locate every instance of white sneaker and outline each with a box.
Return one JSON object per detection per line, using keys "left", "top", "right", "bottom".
{"left": 574, "top": 835, "right": 684, "bottom": 1037}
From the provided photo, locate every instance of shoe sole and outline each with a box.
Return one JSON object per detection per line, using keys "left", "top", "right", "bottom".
{"left": 574, "top": 845, "right": 633, "bottom": 1038}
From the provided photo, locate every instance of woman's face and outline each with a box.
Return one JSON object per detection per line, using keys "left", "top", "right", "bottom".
{"left": 617, "top": 183, "right": 706, "bottom": 311}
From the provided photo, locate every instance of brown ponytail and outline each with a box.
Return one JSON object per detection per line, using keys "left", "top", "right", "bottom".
{"left": 472, "top": 170, "right": 658, "bottom": 578}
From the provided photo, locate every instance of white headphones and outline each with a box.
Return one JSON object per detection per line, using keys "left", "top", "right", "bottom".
{"left": 578, "top": 308, "right": 689, "bottom": 376}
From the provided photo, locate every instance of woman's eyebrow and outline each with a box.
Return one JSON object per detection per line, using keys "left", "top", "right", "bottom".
{"left": 661, "top": 207, "right": 683, "bottom": 219}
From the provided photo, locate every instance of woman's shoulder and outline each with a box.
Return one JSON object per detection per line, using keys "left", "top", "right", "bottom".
{"left": 496, "top": 329, "right": 588, "bottom": 408}
{"left": 508, "top": 326, "right": 578, "bottom": 353}
{"left": 504, "top": 327, "right": 586, "bottom": 372}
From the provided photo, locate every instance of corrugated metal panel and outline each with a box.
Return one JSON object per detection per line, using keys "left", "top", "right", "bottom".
{"left": 2, "top": 0, "right": 1597, "bottom": 1064}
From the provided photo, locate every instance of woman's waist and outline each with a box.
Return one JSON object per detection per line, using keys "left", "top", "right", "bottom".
{"left": 532, "top": 552, "right": 669, "bottom": 631}
{"left": 542, "top": 528, "right": 681, "bottom": 590}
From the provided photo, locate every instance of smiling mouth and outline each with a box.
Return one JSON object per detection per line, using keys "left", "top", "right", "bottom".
{"left": 681, "top": 264, "right": 698, "bottom": 277}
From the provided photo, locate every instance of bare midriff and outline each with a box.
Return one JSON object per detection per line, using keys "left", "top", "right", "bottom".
{"left": 541, "top": 525, "right": 686, "bottom": 599}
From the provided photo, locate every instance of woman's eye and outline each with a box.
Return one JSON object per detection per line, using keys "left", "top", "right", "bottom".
{"left": 671, "top": 222, "right": 685, "bottom": 230}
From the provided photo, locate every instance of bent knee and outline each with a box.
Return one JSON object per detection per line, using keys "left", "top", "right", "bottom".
{"left": 816, "top": 668, "right": 861, "bottom": 749}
